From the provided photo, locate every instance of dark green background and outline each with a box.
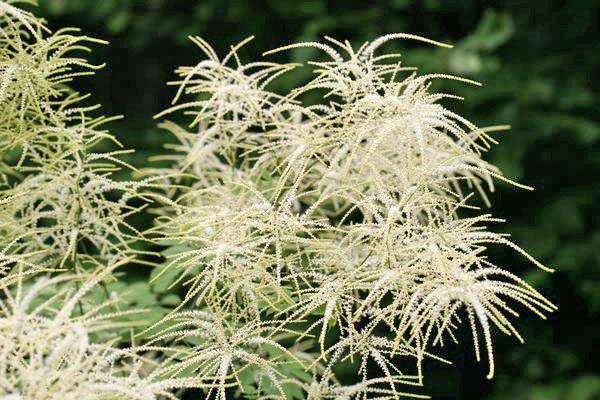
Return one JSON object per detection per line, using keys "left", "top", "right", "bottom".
{"left": 34, "top": 0, "right": 600, "bottom": 398}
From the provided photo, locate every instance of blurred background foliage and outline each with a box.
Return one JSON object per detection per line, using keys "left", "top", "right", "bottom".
{"left": 30, "top": 0, "right": 600, "bottom": 399}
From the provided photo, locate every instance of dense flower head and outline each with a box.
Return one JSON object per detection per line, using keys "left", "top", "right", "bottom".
{"left": 1, "top": 4, "right": 159, "bottom": 396}
{"left": 1, "top": 1, "right": 557, "bottom": 398}
{"left": 147, "top": 35, "right": 556, "bottom": 398}
{"left": 0, "top": 269, "right": 183, "bottom": 400}
{"left": 0, "top": 0, "right": 144, "bottom": 273}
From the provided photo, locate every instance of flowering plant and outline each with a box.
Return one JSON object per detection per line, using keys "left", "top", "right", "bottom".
{"left": 0, "top": 2, "right": 555, "bottom": 399}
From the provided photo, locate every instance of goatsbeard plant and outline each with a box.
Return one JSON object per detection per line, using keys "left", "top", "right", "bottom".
{"left": 146, "top": 35, "right": 556, "bottom": 398}
{"left": 0, "top": 2, "right": 177, "bottom": 399}
{"left": 0, "top": 1, "right": 556, "bottom": 399}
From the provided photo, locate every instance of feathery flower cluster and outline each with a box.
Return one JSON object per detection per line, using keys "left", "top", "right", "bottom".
{"left": 0, "top": 0, "right": 142, "bottom": 272}
{"left": 149, "top": 35, "right": 556, "bottom": 398}
{"left": 1, "top": 1, "right": 556, "bottom": 398}
{"left": 0, "top": 267, "right": 191, "bottom": 400}
{"left": 0, "top": 3, "right": 172, "bottom": 399}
